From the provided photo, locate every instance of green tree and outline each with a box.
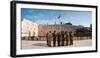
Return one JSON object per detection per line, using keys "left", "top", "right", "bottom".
{"left": 75, "top": 27, "right": 92, "bottom": 37}
{"left": 64, "top": 22, "right": 72, "bottom": 25}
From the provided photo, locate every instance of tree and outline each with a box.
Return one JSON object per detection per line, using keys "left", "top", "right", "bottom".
{"left": 64, "top": 22, "right": 72, "bottom": 25}
{"left": 78, "top": 25, "right": 84, "bottom": 27}
{"left": 75, "top": 27, "right": 92, "bottom": 37}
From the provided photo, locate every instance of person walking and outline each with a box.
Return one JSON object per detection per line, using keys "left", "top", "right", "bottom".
{"left": 52, "top": 31, "right": 57, "bottom": 47}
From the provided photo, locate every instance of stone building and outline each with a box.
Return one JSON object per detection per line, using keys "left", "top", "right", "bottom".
{"left": 21, "top": 18, "right": 38, "bottom": 40}
{"left": 21, "top": 19, "right": 84, "bottom": 40}
{"left": 38, "top": 24, "right": 81, "bottom": 37}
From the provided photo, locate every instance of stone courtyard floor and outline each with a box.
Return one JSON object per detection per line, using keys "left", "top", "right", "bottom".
{"left": 21, "top": 39, "right": 92, "bottom": 49}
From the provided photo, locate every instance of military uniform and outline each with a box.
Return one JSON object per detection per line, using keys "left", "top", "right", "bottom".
{"left": 47, "top": 32, "right": 52, "bottom": 47}
{"left": 52, "top": 31, "right": 57, "bottom": 47}
{"left": 69, "top": 32, "right": 74, "bottom": 45}
{"left": 61, "top": 31, "right": 65, "bottom": 46}
{"left": 46, "top": 32, "right": 49, "bottom": 46}
{"left": 64, "top": 32, "right": 69, "bottom": 46}
{"left": 57, "top": 32, "right": 60, "bottom": 46}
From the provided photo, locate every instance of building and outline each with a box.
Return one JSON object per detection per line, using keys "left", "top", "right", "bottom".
{"left": 38, "top": 24, "right": 81, "bottom": 37}
{"left": 21, "top": 18, "right": 38, "bottom": 40}
{"left": 21, "top": 19, "right": 87, "bottom": 40}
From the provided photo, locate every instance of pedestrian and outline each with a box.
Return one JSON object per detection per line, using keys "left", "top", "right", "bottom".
{"left": 47, "top": 31, "right": 52, "bottom": 47}
{"left": 57, "top": 32, "right": 61, "bottom": 46}
{"left": 52, "top": 31, "right": 57, "bottom": 47}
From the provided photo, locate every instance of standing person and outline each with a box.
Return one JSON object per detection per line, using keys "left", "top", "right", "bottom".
{"left": 57, "top": 32, "right": 61, "bottom": 46}
{"left": 28, "top": 31, "right": 31, "bottom": 40}
{"left": 47, "top": 31, "right": 52, "bottom": 47}
{"left": 52, "top": 31, "right": 57, "bottom": 47}
{"left": 46, "top": 32, "right": 49, "bottom": 46}
{"left": 64, "top": 31, "right": 69, "bottom": 46}
{"left": 69, "top": 32, "right": 74, "bottom": 45}
{"left": 61, "top": 31, "right": 65, "bottom": 46}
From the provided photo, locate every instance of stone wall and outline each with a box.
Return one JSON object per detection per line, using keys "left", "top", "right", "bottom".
{"left": 38, "top": 24, "right": 81, "bottom": 37}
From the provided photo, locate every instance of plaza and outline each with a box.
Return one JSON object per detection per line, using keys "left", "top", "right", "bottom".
{"left": 21, "top": 39, "right": 92, "bottom": 49}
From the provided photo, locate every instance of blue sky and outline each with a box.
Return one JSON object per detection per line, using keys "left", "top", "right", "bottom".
{"left": 21, "top": 8, "right": 92, "bottom": 27}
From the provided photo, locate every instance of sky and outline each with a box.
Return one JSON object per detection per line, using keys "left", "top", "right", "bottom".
{"left": 21, "top": 8, "right": 92, "bottom": 27}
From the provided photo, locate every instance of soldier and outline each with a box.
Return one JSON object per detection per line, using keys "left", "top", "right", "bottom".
{"left": 69, "top": 32, "right": 74, "bottom": 45}
{"left": 52, "top": 31, "right": 57, "bottom": 47}
{"left": 57, "top": 32, "right": 61, "bottom": 46}
{"left": 47, "top": 31, "right": 52, "bottom": 47}
{"left": 64, "top": 31, "right": 69, "bottom": 46}
{"left": 61, "top": 31, "right": 65, "bottom": 46}
{"left": 46, "top": 32, "right": 49, "bottom": 46}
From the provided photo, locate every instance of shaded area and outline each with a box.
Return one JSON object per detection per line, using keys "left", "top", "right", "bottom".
{"left": 32, "top": 43, "right": 47, "bottom": 47}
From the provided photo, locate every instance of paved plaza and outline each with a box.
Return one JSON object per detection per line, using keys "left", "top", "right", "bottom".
{"left": 21, "top": 39, "right": 92, "bottom": 49}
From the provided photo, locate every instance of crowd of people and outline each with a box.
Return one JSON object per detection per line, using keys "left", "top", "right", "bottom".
{"left": 46, "top": 31, "right": 74, "bottom": 47}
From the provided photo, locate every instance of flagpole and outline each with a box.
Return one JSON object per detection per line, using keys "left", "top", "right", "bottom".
{"left": 58, "top": 13, "right": 62, "bottom": 33}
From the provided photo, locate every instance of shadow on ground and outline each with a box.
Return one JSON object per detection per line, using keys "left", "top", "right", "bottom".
{"left": 32, "top": 43, "right": 47, "bottom": 47}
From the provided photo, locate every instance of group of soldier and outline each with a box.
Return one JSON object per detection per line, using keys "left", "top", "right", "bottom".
{"left": 46, "top": 31, "right": 74, "bottom": 47}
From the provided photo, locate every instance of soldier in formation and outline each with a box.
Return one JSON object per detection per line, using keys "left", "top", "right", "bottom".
{"left": 46, "top": 31, "right": 52, "bottom": 47}
{"left": 69, "top": 32, "right": 74, "bottom": 45}
{"left": 57, "top": 32, "right": 61, "bottom": 46}
{"left": 46, "top": 31, "right": 74, "bottom": 47}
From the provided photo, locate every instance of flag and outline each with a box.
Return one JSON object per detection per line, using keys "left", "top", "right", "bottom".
{"left": 58, "top": 14, "right": 61, "bottom": 19}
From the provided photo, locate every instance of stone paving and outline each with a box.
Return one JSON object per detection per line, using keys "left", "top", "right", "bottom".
{"left": 21, "top": 39, "right": 92, "bottom": 49}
